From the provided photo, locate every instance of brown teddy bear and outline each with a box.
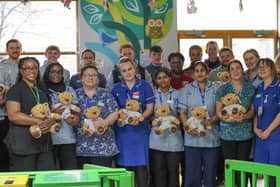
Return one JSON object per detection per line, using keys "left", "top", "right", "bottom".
{"left": 152, "top": 105, "right": 180, "bottom": 135}
{"left": 183, "top": 106, "right": 211, "bottom": 136}
{"left": 118, "top": 99, "right": 144, "bottom": 127}
{"left": 0, "top": 84, "right": 9, "bottom": 106}
{"left": 221, "top": 93, "right": 246, "bottom": 118}
{"left": 55, "top": 92, "right": 80, "bottom": 120}
{"left": 82, "top": 106, "right": 107, "bottom": 136}
{"left": 217, "top": 71, "right": 230, "bottom": 82}
{"left": 29, "top": 103, "right": 62, "bottom": 139}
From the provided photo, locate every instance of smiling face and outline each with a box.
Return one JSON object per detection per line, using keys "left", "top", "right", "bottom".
{"left": 81, "top": 67, "right": 99, "bottom": 88}
{"left": 229, "top": 61, "right": 244, "bottom": 81}
{"left": 156, "top": 71, "right": 171, "bottom": 90}
{"left": 49, "top": 65, "right": 63, "bottom": 84}
{"left": 45, "top": 49, "right": 60, "bottom": 63}
{"left": 244, "top": 52, "right": 259, "bottom": 71}
{"left": 169, "top": 56, "right": 183, "bottom": 74}
{"left": 20, "top": 59, "right": 39, "bottom": 84}
{"left": 193, "top": 63, "right": 208, "bottom": 83}
{"left": 7, "top": 41, "right": 22, "bottom": 61}
{"left": 119, "top": 60, "right": 136, "bottom": 82}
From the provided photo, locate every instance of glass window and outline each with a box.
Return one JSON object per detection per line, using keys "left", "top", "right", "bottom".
{"left": 0, "top": 1, "right": 77, "bottom": 74}
{"left": 177, "top": 0, "right": 277, "bottom": 30}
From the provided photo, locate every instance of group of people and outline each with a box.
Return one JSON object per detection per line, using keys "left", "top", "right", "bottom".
{"left": 0, "top": 39, "right": 280, "bottom": 187}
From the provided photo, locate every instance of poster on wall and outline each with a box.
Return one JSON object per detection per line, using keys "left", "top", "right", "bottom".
{"left": 79, "top": 0, "right": 177, "bottom": 76}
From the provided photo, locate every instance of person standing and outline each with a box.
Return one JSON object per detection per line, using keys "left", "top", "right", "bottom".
{"left": 0, "top": 39, "right": 22, "bottom": 171}
{"left": 107, "top": 44, "right": 152, "bottom": 88}
{"left": 180, "top": 62, "right": 220, "bottom": 187}
{"left": 40, "top": 45, "right": 70, "bottom": 85}
{"left": 168, "top": 52, "right": 193, "bottom": 90}
{"left": 6, "top": 57, "right": 56, "bottom": 171}
{"left": 75, "top": 65, "right": 119, "bottom": 168}
{"left": 111, "top": 57, "right": 154, "bottom": 187}
{"left": 216, "top": 59, "right": 255, "bottom": 187}
{"left": 253, "top": 58, "right": 280, "bottom": 187}
{"left": 70, "top": 49, "right": 107, "bottom": 89}
{"left": 204, "top": 41, "right": 220, "bottom": 70}
{"left": 243, "top": 49, "right": 262, "bottom": 87}
{"left": 39, "top": 63, "right": 80, "bottom": 169}
{"left": 149, "top": 67, "right": 183, "bottom": 187}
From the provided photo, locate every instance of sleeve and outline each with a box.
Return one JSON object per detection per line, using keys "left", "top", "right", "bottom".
{"left": 67, "top": 86, "right": 79, "bottom": 105}
{"left": 98, "top": 73, "right": 107, "bottom": 88}
{"left": 178, "top": 87, "right": 187, "bottom": 109}
{"left": 64, "top": 70, "right": 70, "bottom": 86}
{"left": 208, "top": 70, "right": 217, "bottom": 82}
{"left": 144, "top": 81, "right": 155, "bottom": 104}
{"left": 69, "top": 75, "right": 76, "bottom": 90}
{"left": 105, "top": 90, "right": 119, "bottom": 113}
{"left": 6, "top": 85, "right": 21, "bottom": 103}
{"left": 107, "top": 71, "right": 114, "bottom": 89}
{"left": 215, "top": 85, "right": 225, "bottom": 101}
{"left": 144, "top": 69, "right": 153, "bottom": 86}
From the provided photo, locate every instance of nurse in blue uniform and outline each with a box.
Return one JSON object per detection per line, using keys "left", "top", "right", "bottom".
{"left": 253, "top": 58, "right": 280, "bottom": 187}
{"left": 111, "top": 56, "right": 154, "bottom": 187}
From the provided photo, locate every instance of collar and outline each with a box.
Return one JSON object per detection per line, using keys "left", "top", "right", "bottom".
{"left": 260, "top": 79, "right": 279, "bottom": 89}
{"left": 121, "top": 78, "right": 142, "bottom": 89}
{"left": 157, "top": 87, "right": 174, "bottom": 94}
{"left": 191, "top": 80, "right": 213, "bottom": 90}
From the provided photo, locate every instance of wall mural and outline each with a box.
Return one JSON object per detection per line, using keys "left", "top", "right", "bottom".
{"left": 79, "top": 0, "right": 177, "bottom": 75}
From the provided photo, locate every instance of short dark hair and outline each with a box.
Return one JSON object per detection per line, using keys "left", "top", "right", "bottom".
{"left": 6, "top": 39, "right": 21, "bottom": 49}
{"left": 119, "top": 44, "right": 134, "bottom": 53}
{"left": 45, "top": 45, "right": 60, "bottom": 53}
{"left": 80, "top": 65, "right": 98, "bottom": 77}
{"left": 168, "top": 52, "right": 185, "bottom": 63}
{"left": 149, "top": 45, "right": 162, "bottom": 53}
{"left": 81, "top": 49, "right": 96, "bottom": 60}
{"left": 193, "top": 61, "right": 209, "bottom": 72}
{"left": 17, "top": 57, "right": 40, "bottom": 83}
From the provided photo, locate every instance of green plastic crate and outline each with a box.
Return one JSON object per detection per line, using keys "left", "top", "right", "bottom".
{"left": 0, "top": 165, "right": 134, "bottom": 187}
{"left": 225, "top": 159, "right": 280, "bottom": 187}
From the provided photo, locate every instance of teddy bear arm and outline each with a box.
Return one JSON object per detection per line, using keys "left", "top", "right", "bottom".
{"left": 49, "top": 123, "right": 61, "bottom": 133}
{"left": 29, "top": 125, "right": 42, "bottom": 139}
{"left": 152, "top": 118, "right": 160, "bottom": 126}
{"left": 50, "top": 113, "right": 62, "bottom": 121}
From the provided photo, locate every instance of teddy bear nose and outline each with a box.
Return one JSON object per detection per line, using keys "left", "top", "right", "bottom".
{"left": 65, "top": 99, "right": 69, "bottom": 102}
{"left": 162, "top": 110, "right": 166, "bottom": 113}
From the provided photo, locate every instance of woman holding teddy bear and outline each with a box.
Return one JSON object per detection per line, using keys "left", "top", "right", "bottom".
{"left": 179, "top": 61, "right": 220, "bottom": 187}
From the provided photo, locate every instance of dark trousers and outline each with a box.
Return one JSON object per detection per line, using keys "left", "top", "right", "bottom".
{"left": 9, "top": 151, "right": 55, "bottom": 171}
{"left": 53, "top": 144, "right": 77, "bottom": 170}
{"left": 118, "top": 165, "right": 148, "bottom": 187}
{"left": 77, "top": 156, "right": 114, "bottom": 169}
{"left": 150, "top": 149, "right": 181, "bottom": 187}
{"left": 0, "top": 117, "right": 9, "bottom": 171}
{"left": 184, "top": 146, "right": 219, "bottom": 187}
{"left": 216, "top": 146, "right": 224, "bottom": 184}
{"left": 221, "top": 139, "right": 252, "bottom": 187}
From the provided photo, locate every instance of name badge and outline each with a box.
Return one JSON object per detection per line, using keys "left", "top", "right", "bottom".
{"left": 97, "top": 101, "right": 104, "bottom": 107}
{"left": 167, "top": 100, "right": 173, "bottom": 104}
{"left": 132, "top": 91, "right": 140, "bottom": 99}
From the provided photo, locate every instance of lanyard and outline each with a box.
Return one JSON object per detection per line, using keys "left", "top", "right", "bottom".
{"left": 30, "top": 86, "right": 40, "bottom": 104}
{"left": 158, "top": 90, "right": 173, "bottom": 105}
{"left": 199, "top": 89, "right": 206, "bottom": 105}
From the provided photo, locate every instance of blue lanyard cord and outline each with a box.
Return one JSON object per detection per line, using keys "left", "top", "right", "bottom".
{"left": 158, "top": 90, "right": 173, "bottom": 105}
{"left": 199, "top": 90, "right": 206, "bottom": 106}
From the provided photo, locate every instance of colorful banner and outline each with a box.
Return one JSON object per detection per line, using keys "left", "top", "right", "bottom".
{"left": 79, "top": 0, "right": 177, "bottom": 75}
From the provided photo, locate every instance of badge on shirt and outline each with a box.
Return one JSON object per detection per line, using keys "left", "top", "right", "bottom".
{"left": 132, "top": 91, "right": 140, "bottom": 99}
{"left": 167, "top": 100, "right": 173, "bottom": 104}
{"left": 97, "top": 101, "right": 105, "bottom": 107}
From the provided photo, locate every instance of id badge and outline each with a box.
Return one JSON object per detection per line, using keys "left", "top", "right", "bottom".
{"left": 258, "top": 106, "right": 263, "bottom": 117}
{"left": 167, "top": 100, "right": 173, "bottom": 104}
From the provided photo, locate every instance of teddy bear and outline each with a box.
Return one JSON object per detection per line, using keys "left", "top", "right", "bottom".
{"left": 29, "top": 103, "right": 62, "bottom": 139}
{"left": 217, "top": 71, "right": 230, "bottom": 82}
{"left": 0, "top": 84, "right": 9, "bottom": 106}
{"left": 152, "top": 105, "right": 180, "bottom": 135}
{"left": 82, "top": 106, "right": 107, "bottom": 136}
{"left": 221, "top": 93, "right": 246, "bottom": 118}
{"left": 55, "top": 91, "right": 81, "bottom": 121}
{"left": 183, "top": 106, "right": 211, "bottom": 136}
{"left": 118, "top": 99, "right": 144, "bottom": 127}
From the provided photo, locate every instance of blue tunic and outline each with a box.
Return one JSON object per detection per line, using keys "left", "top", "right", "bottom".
{"left": 179, "top": 80, "right": 220, "bottom": 147}
{"left": 75, "top": 87, "right": 119, "bottom": 157}
{"left": 149, "top": 87, "right": 184, "bottom": 152}
{"left": 253, "top": 79, "right": 280, "bottom": 164}
{"left": 111, "top": 79, "right": 155, "bottom": 166}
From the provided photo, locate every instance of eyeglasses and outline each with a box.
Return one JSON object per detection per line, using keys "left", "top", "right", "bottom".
{"left": 50, "top": 70, "right": 62, "bottom": 75}
{"left": 22, "top": 66, "right": 38, "bottom": 72}
{"left": 83, "top": 74, "right": 98, "bottom": 78}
